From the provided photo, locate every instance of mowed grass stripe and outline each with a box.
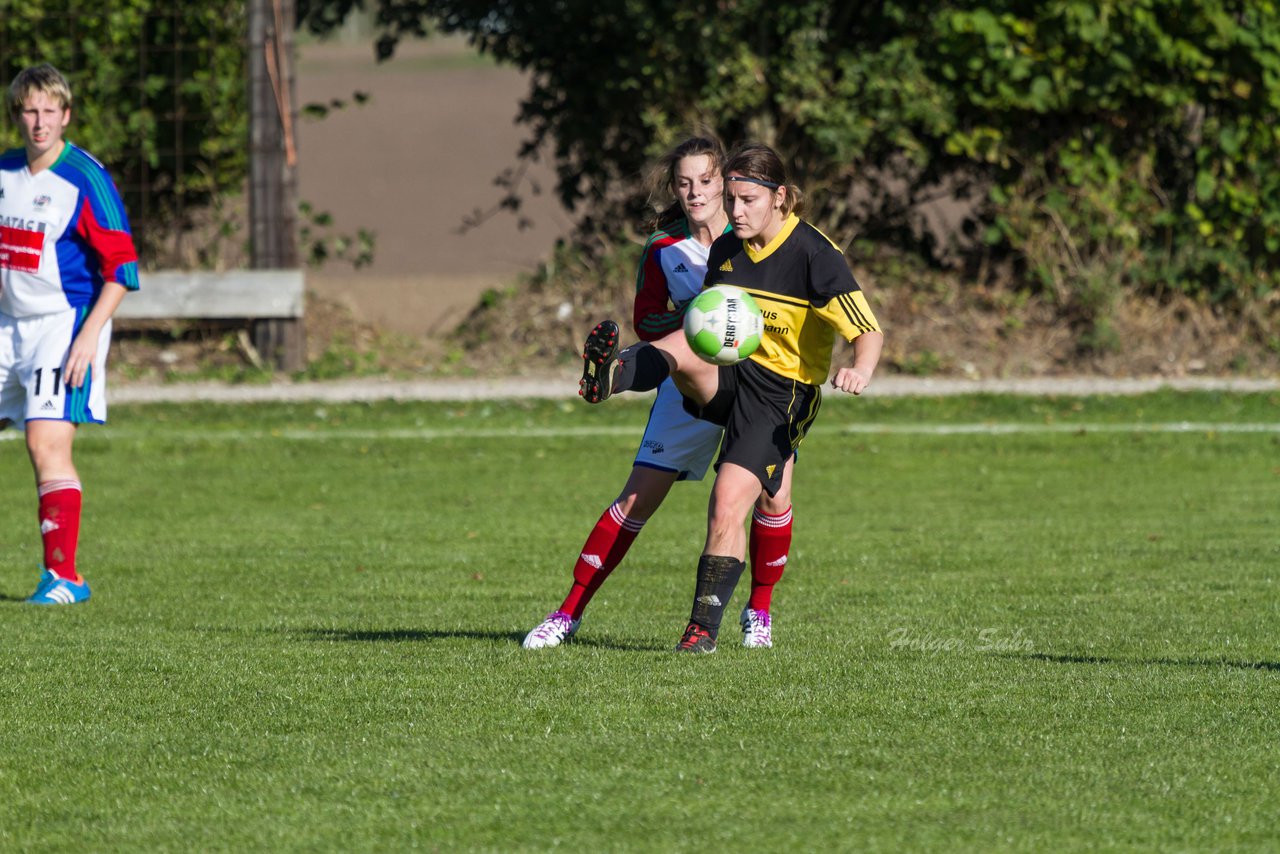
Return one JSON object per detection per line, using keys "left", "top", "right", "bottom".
{"left": 4, "top": 421, "right": 1277, "bottom": 443}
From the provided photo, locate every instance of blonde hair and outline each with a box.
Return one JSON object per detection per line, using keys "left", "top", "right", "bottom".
{"left": 8, "top": 63, "right": 73, "bottom": 119}
{"left": 644, "top": 134, "right": 727, "bottom": 231}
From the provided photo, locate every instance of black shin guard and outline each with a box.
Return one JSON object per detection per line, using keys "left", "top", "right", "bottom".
{"left": 688, "top": 554, "right": 746, "bottom": 639}
{"left": 613, "top": 343, "right": 671, "bottom": 393}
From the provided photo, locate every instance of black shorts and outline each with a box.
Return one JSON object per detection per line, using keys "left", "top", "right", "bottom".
{"left": 682, "top": 359, "right": 822, "bottom": 496}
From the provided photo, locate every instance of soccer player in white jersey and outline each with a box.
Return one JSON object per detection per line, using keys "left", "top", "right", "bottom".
{"left": 0, "top": 64, "right": 139, "bottom": 604}
{"left": 523, "top": 135, "right": 795, "bottom": 650}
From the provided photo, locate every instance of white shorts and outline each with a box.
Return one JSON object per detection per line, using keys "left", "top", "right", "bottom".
{"left": 0, "top": 308, "right": 111, "bottom": 427}
{"left": 633, "top": 378, "right": 724, "bottom": 481}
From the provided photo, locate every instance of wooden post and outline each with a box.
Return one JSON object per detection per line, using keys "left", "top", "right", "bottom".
{"left": 248, "top": 0, "right": 305, "bottom": 371}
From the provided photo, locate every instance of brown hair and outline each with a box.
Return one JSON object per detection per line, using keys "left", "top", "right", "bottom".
{"left": 724, "top": 141, "right": 805, "bottom": 218}
{"left": 8, "top": 63, "right": 72, "bottom": 119}
{"left": 645, "top": 134, "right": 727, "bottom": 231}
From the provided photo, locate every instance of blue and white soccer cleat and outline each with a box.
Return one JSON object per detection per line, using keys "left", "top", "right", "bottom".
{"left": 26, "top": 568, "right": 91, "bottom": 605}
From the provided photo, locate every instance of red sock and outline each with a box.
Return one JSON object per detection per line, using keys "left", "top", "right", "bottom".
{"left": 748, "top": 505, "right": 792, "bottom": 612}
{"left": 38, "top": 480, "right": 83, "bottom": 582}
{"left": 559, "top": 502, "right": 645, "bottom": 619}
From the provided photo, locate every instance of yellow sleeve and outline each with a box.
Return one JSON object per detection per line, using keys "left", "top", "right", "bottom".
{"left": 813, "top": 290, "right": 880, "bottom": 341}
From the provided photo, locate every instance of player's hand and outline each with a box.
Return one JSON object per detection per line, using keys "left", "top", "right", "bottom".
{"left": 64, "top": 330, "right": 99, "bottom": 389}
{"left": 831, "top": 366, "right": 871, "bottom": 395}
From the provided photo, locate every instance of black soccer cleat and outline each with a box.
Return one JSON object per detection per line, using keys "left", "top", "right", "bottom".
{"left": 675, "top": 622, "right": 717, "bottom": 654}
{"left": 578, "top": 320, "right": 621, "bottom": 404}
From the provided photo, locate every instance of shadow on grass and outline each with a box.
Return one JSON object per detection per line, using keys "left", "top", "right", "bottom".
{"left": 298, "top": 627, "right": 522, "bottom": 644}
{"left": 1023, "top": 652, "right": 1280, "bottom": 672}
{"left": 0, "top": 593, "right": 32, "bottom": 602}
{"left": 291, "top": 627, "right": 665, "bottom": 652}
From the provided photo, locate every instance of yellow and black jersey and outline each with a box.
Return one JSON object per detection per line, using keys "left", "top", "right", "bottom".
{"left": 704, "top": 213, "right": 880, "bottom": 385}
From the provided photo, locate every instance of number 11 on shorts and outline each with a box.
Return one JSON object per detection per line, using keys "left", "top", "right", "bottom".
{"left": 34, "top": 366, "right": 63, "bottom": 397}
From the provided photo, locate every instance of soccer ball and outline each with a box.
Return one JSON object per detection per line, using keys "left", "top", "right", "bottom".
{"left": 683, "top": 285, "right": 764, "bottom": 366}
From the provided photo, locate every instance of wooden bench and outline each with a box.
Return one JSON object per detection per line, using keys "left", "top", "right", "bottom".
{"left": 116, "top": 270, "right": 306, "bottom": 371}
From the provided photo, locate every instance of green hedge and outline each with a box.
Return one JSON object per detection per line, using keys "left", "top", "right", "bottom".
{"left": 0, "top": 1, "right": 246, "bottom": 260}
{"left": 303, "top": 0, "right": 1280, "bottom": 303}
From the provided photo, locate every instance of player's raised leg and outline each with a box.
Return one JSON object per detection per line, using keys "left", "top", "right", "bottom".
{"left": 579, "top": 324, "right": 720, "bottom": 407}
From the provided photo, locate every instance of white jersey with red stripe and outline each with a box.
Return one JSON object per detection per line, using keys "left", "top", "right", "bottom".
{"left": 632, "top": 218, "right": 731, "bottom": 341}
{"left": 629, "top": 217, "right": 733, "bottom": 480}
{"left": 0, "top": 142, "right": 139, "bottom": 318}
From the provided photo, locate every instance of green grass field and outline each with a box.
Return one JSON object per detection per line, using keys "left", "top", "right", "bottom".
{"left": 1, "top": 390, "right": 1277, "bottom": 851}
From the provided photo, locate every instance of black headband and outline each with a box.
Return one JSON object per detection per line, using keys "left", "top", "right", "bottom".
{"left": 726, "top": 175, "right": 781, "bottom": 189}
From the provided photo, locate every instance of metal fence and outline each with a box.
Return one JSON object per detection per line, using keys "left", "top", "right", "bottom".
{"left": 0, "top": 1, "right": 250, "bottom": 269}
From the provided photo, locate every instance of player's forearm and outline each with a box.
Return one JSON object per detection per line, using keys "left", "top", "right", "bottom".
{"left": 850, "top": 330, "right": 883, "bottom": 379}
{"left": 80, "top": 281, "right": 129, "bottom": 333}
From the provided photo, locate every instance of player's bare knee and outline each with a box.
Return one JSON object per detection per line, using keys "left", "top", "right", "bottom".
{"left": 757, "top": 490, "right": 790, "bottom": 515}
{"left": 25, "top": 427, "right": 74, "bottom": 469}
{"left": 614, "top": 490, "right": 659, "bottom": 521}
{"left": 706, "top": 503, "right": 745, "bottom": 542}
{"left": 626, "top": 491, "right": 663, "bottom": 520}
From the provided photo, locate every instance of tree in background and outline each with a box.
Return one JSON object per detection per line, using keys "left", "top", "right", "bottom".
{"left": 0, "top": 1, "right": 247, "bottom": 266}
{"left": 299, "top": 0, "right": 1280, "bottom": 311}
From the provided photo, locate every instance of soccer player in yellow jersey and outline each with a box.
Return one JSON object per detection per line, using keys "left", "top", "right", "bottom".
{"left": 579, "top": 142, "right": 883, "bottom": 652}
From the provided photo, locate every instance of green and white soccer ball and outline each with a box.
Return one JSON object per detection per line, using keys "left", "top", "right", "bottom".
{"left": 683, "top": 285, "right": 764, "bottom": 366}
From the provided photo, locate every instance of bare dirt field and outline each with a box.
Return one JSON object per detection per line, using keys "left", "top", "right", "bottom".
{"left": 295, "top": 38, "right": 573, "bottom": 337}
